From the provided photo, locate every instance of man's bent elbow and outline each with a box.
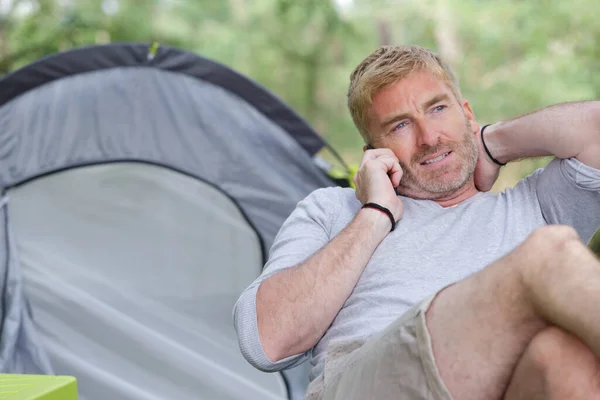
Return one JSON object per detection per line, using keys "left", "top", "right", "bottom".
{"left": 239, "top": 324, "right": 308, "bottom": 373}
{"left": 253, "top": 272, "right": 316, "bottom": 367}
{"left": 233, "top": 285, "right": 292, "bottom": 372}
{"left": 258, "top": 324, "right": 317, "bottom": 365}
{"left": 255, "top": 279, "right": 299, "bottom": 362}
{"left": 258, "top": 329, "right": 286, "bottom": 364}
{"left": 256, "top": 306, "right": 301, "bottom": 364}
{"left": 234, "top": 314, "right": 290, "bottom": 372}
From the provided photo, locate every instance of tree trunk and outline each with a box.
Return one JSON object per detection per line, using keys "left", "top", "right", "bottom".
{"left": 304, "top": 53, "right": 320, "bottom": 123}
{"left": 433, "top": 0, "right": 462, "bottom": 67}
{"left": 377, "top": 16, "right": 391, "bottom": 46}
{"left": 228, "top": 0, "right": 247, "bottom": 25}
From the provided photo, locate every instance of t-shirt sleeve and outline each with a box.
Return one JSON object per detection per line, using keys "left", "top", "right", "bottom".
{"left": 536, "top": 157, "right": 600, "bottom": 243}
{"left": 232, "top": 187, "right": 341, "bottom": 372}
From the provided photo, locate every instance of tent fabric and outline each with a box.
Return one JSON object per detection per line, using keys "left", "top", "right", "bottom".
{"left": 0, "top": 43, "right": 339, "bottom": 400}
{"left": 7, "top": 164, "right": 287, "bottom": 400}
{"left": 0, "top": 42, "right": 327, "bottom": 156}
{"left": 1, "top": 195, "right": 53, "bottom": 374}
{"left": 0, "top": 66, "right": 333, "bottom": 258}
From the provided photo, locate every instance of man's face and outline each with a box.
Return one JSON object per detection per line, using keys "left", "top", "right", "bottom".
{"left": 366, "top": 71, "right": 479, "bottom": 200}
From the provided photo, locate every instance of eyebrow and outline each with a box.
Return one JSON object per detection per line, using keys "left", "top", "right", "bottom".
{"left": 380, "top": 93, "right": 452, "bottom": 129}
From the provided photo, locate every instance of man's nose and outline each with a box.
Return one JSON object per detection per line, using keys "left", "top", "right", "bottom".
{"left": 416, "top": 120, "right": 440, "bottom": 147}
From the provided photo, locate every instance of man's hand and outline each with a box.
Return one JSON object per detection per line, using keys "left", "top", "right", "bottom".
{"left": 255, "top": 149, "right": 404, "bottom": 364}
{"left": 354, "top": 148, "right": 404, "bottom": 221}
{"left": 474, "top": 125, "right": 502, "bottom": 192}
{"left": 473, "top": 102, "right": 600, "bottom": 170}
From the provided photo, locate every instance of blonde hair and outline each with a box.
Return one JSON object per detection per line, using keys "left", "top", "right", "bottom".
{"left": 347, "top": 45, "right": 462, "bottom": 142}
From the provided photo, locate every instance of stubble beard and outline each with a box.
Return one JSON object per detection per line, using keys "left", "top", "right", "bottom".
{"left": 396, "top": 120, "right": 478, "bottom": 200}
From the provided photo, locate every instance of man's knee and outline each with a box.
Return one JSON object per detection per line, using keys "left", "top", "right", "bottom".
{"left": 526, "top": 326, "right": 594, "bottom": 371}
{"left": 525, "top": 225, "right": 580, "bottom": 253}
{"left": 517, "top": 225, "right": 587, "bottom": 284}
{"left": 524, "top": 327, "right": 600, "bottom": 394}
{"left": 505, "top": 327, "right": 600, "bottom": 400}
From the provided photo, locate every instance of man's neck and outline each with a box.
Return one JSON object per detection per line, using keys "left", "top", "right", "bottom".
{"left": 432, "top": 183, "right": 480, "bottom": 208}
{"left": 397, "top": 179, "right": 481, "bottom": 208}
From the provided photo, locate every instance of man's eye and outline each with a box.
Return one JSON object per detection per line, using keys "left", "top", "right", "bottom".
{"left": 433, "top": 105, "right": 446, "bottom": 112}
{"left": 393, "top": 121, "right": 406, "bottom": 131}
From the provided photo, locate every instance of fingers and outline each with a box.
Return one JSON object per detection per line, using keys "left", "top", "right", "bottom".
{"left": 354, "top": 147, "right": 404, "bottom": 220}
{"left": 359, "top": 148, "right": 398, "bottom": 167}
{"left": 389, "top": 161, "right": 403, "bottom": 187}
{"left": 353, "top": 152, "right": 403, "bottom": 193}
{"left": 375, "top": 155, "right": 400, "bottom": 172}
{"left": 355, "top": 149, "right": 403, "bottom": 185}
{"left": 359, "top": 148, "right": 400, "bottom": 174}
{"left": 376, "top": 156, "right": 403, "bottom": 187}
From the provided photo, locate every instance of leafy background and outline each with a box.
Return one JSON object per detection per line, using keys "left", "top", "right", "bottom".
{"left": 1, "top": 0, "right": 597, "bottom": 191}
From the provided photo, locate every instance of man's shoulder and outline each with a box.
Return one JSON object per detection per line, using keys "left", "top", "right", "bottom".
{"left": 501, "top": 157, "right": 598, "bottom": 198}
{"left": 297, "top": 186, "right": 360, "bottom": 220}
{"left": 304, "top": 185, "right": 358, "bottom": 204}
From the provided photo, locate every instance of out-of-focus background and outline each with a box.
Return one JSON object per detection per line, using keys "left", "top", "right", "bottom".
{"left": 1, "top": 0, "right": 598, "bottom": 190}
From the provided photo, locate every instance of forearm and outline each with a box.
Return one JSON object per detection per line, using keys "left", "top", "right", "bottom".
{"left": 485, "top": 101, "right": 600, "bottom": 168}
{"left": 256, "top": 208, "right": 391, "bottom": 362}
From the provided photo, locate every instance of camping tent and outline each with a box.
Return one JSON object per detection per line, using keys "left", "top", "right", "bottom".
{"left": 0, "top": 42, "right": 348, "bottom": 400}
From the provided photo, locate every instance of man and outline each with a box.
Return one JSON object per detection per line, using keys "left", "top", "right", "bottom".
{"left": 233, "top": 44, "right": 600, "bottom": 399}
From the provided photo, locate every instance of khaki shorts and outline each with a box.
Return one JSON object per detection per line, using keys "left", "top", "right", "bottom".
{"left": 305, "top": 293, "right": 453, "bottom": 400}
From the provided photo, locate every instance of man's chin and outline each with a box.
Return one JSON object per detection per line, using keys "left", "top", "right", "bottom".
{"left": 398, "top": 153, "right": 476, "bottom": 201}
{"left": 396, "top": 177, "right": 471, "bottom": 201}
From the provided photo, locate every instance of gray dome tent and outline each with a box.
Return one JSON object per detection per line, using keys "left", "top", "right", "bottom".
{"left": 0, "top": 43, "right": 348, "bottom": 400}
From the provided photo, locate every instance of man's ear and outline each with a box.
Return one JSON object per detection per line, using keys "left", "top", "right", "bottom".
{"left": 462, "top": 99, "right": 479, "bottom": 133}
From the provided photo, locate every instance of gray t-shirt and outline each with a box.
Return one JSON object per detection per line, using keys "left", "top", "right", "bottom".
{"left": 233, "top": 157, "right": 600, "bottom": 382}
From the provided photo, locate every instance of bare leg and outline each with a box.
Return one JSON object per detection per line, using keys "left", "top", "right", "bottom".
{"left": 425, "top": 225, "right": 600, "bottom": 400}
{"left": 503, "top": 326, "right": 600, "bottom": 400}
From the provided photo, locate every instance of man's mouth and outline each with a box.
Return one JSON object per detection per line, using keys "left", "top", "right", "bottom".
{"left": 421, "top": 151, "right": 451, "bottom": 165}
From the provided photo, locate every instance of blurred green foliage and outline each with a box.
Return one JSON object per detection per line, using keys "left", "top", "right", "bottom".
{"left": 0, "top": 0, "right": 597, "bottom": 190}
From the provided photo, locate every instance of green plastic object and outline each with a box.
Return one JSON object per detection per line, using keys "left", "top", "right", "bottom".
{"left": 589, "top": 225, "right": 600, "bottom": 258}
{"left": 0, "top": 374, "right": 77, "bottom": 400}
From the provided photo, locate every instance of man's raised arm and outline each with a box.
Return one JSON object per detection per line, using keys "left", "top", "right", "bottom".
{"left": 237, "top": 148, "right": 403, "bottom": 367}
{"left": 474, "top": 100, "right": 600, "bottom": 246}
{"left": 483, "top": 100, "right": 600, "bottom": 168}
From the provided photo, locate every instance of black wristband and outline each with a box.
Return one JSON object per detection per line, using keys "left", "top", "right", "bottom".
{"left": 362, "top": 202, "right": 396, "bottom": 232}
{"left": 480, "top": 124, "right": 507, "bottom": 166}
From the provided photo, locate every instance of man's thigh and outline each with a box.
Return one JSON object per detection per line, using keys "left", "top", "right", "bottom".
{"left": 321, "top": 292, "right": 452, "bottom": 400}
{"left": 425, "top": 225, "right": 600, "bottom": 400}
{"left": 309, "top": 225, "right": 600, "bottom": 400}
